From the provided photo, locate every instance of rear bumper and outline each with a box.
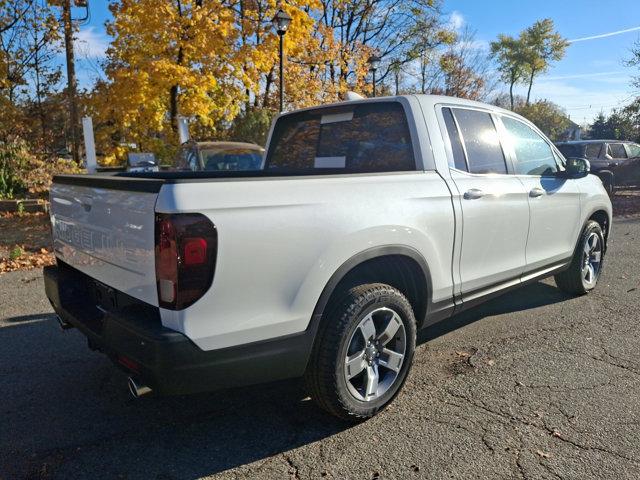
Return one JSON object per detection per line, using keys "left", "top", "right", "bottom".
{"left": 44, "top": 263, "right": 314, "bottom": 395}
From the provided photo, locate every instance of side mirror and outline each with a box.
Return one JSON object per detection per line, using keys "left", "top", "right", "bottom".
{"left": 561, "top": 157, "right": 590, "bottom": 179}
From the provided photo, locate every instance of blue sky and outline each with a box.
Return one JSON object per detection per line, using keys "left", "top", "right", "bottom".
{"left": 71, "top": 0, "right": 640, "bottom": 124}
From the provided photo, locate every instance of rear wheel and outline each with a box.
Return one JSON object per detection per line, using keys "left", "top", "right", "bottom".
{"left": 305, "top": 283, "right": 416, "bottom": 421}
{"left": 554, "top": 220, "right": 605, "bottom": 295}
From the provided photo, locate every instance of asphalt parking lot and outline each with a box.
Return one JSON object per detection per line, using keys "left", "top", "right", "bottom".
{"left": 1, "top": 217, "right": 639, "bottom": 480}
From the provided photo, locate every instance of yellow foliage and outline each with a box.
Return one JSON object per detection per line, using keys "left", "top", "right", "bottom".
{"left": 89, "top": 0, "right": 378, "bottom": 158}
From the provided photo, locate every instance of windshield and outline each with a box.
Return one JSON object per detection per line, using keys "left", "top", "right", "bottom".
{"left": 172, "top": 146, "right": 264, "bottom": 171}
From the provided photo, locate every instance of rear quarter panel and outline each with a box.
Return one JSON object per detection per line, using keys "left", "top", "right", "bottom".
{"left": 156, "top": 172, "right": 455, "bottom": 350}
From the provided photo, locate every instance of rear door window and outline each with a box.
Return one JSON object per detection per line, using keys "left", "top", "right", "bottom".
{"left": 609, "top": 143, "right": 628, "bottom": 159}
{"left": 450, "top": 108, "right": 507, "bottom": 174}
{"left": 265, "top": 102, "right": 415, "bottom": 172}
{"left": 502, "top": 116, "right": 558, "bottom": 176}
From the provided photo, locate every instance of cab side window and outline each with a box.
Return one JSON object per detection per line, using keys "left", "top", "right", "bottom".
{"left": 450, "top": 108, "right": 507, "bottom": 174}
{"left": 502, "top": 116, "right": 558, "bottom": 176}
{"left": 442, "top": 107, "right": 468, "bottom": 171}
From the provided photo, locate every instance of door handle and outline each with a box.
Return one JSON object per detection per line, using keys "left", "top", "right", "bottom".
{"left": 529, "top": 188, "right": 545, "bottom": 198}
{"left": 463, "top": 188, "right": 485, "bottom": 200}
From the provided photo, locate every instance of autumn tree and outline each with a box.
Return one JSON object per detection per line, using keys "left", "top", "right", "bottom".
{"left": 491, "top": 19, "right": 568, "bottom": 110}
{"left": 0, "top": 0, "right": 62, "bottom": 148}
{"left": 515, "top": 99, "right": 571, "bottom": 141}
{"left": 626, "top": 38, "right": 640, "bottom": 91}
{"left": 437, "top": 29, "right": 493, "bottom": 100}
{"left": 408, "top": 13, "right": 456, "bottom": 94}
{"left": 520, "top": 19, "right": 567, "bottom": 105}
{"left": 490, "top": 34, "right": 525, "bottom": 110}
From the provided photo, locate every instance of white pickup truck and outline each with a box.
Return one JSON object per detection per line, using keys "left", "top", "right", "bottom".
{"left": 44, "top": 95, "right": 612, "bottom": 420}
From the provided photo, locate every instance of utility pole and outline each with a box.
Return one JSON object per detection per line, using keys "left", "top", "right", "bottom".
{"left": 62, "top": 0, "right": 80, "bottom": 164}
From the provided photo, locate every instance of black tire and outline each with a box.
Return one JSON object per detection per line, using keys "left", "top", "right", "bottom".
{"left": 554, "top": 220, "right": 605, "bottom": 295}
{"left": 305, "top": 283, "right": 417, "bottom": 421}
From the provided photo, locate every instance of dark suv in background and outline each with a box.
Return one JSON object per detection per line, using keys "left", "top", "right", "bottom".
{"left": 555, "top": 140, "right": 640, "bottom": 194}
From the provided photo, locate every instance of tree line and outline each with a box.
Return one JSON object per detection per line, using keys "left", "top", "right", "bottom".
{"left": 1, "top": 0, "right": 639, "bottom": 166}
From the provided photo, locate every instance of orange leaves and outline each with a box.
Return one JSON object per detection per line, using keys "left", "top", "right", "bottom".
{"left": 0, "top": 247, "right": 55, "bottom": 274}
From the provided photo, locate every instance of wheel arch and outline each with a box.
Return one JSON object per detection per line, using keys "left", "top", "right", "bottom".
{"left": 588, "top": 209, "right": 610, "bottom": 250}
{"left": 310, "top": 246, "right": 432, "bottom": 329}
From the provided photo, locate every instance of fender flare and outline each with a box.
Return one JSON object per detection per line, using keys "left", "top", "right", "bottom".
{"left": 309, "top": 245, "right": 433, "bottom": 325}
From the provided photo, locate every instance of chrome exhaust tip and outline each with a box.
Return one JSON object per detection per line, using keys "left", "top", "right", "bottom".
{"left": 128, "top": 376, "right": 152, "bottom": 398}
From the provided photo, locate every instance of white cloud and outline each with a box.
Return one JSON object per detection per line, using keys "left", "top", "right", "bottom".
{"left": 447, "top": 11, "right": 465, "bottom": 32}
{"left": 74, "top": 26, "right": 109, "bottom": 59}
{"left": 456, "top": 39, "right": 489, "bottom": 51}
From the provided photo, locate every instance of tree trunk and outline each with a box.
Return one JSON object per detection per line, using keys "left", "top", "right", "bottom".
{"left": 170, "top": 1, "right": 184, "bottom": 133}
{"left": 395, "top": 70, "right": 399, "bottom": 96}
{"left": 170, "top": 84, "right": 179, "bottom": 132}
{"left": 526, "top": 69, "right": 536, "bottom": 106}
{"left": 263, "top": 68, "right": 274, "bottom": 108}
{"left": 63, "top": 0, "right": 80, "bottom": 164}
{"left": 509, "top": 80, "right": 514, "bottom": 110}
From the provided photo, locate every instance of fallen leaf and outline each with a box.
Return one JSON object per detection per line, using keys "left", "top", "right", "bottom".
{"left": 536, "top": 450, "right": 551, "bottom": 458}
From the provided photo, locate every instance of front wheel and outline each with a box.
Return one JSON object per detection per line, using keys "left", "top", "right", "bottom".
{"left": 554, "top": 220, "right": 605, "bottom": 295}
{"left": 305, "top": 283, "right": 416, "bottom": 421}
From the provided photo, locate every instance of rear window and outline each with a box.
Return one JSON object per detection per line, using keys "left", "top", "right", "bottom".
{"left": 265, "top": 102, "right": 416, "bottom": 172}
{"left": 557, "top": 144, "right": 583, "bottom": 158}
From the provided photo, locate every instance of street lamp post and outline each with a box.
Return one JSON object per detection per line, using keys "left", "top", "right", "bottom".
{"left": 368, "top": 55, "right": 381, "bottom": 97}
{"left": 271, "top": 8, "right": 292, "bottom": 112}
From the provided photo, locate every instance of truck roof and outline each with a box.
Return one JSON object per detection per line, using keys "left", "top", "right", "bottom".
{"left": 556, "top": 140, "right": 636, "bottom": 145}
{"left": 278, "top": 94, "right": 514, "bottom": 118}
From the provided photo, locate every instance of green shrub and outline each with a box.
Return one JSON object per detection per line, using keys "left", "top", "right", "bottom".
{"left": 0, "top": 138, "right": 84, "bottom": 199}
{"left": 227, "top": 108, "right": 277, "bottom": 147}
{"left": 9, "top": 246, "right": 24, "bottom": 260}
{"left": 0, "top": 139, "right": 30, "bottom": 199}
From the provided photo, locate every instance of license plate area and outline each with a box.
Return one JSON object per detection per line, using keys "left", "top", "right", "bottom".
{"left": 93, "top": 281, "right": 118, "bottom": 313}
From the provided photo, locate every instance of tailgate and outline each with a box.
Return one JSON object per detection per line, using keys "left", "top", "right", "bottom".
{"left": 49, "top": 176, "right": 161, "bottom": 306}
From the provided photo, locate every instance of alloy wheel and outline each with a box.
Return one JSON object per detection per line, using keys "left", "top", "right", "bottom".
{"left": 582, "top": 232, "right": 602, "bottom": 287}
{"left": 343, "top": 307, "right": 407, "bottom": 402}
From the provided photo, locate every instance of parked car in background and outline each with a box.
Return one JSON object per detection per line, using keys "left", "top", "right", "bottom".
{"left": 127, "top": 152, "right": 159, "bottom": 173}
{"left": 174, "top": 141, "right": 264, "bottom": 171}
{"left": 45, "top": 95, "right": 611, "bottom": 420}
{"left": 555, "top": 140, "right": 640, "bottom": 193}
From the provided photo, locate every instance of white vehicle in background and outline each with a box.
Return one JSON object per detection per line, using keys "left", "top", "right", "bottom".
{"left": 44, "top": 95, "right": 611, "bottom": 420}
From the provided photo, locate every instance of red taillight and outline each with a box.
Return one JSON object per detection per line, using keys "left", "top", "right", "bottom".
{"left": 154, "top": 213, "right": 217, "bottom": 310}
{"left": 184, "top": 238, "right": 207, "bottom": 266}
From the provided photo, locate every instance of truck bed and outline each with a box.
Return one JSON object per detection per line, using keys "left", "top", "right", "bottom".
{"left": 53, "top": 167, "right": 398, "bottom": 191}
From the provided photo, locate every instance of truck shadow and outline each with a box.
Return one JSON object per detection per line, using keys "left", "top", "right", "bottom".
{"left": 0, "top": 280, "right": 569, "bottom": 479}
{"left": 419, "top": 280, "right": 570, "bottom": 344}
